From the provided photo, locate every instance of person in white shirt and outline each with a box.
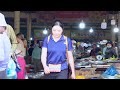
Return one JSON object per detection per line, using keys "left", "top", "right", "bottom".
{"left": 0, "top": 13, "right": 11, "bottom": 79}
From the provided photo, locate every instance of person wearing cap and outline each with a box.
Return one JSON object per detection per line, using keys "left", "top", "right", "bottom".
{"left": 0, "top": 13, "right": 11, "bottom": 79}
{"left": 0, "top": 13, "right": 18, "bottom": 57}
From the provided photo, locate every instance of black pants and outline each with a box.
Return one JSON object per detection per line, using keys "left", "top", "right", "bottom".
{"left": 44, "top": 69, "right": 68, "bottom": 79}
{"left": 32, "top": 58, "right": 43, "bottom": 73}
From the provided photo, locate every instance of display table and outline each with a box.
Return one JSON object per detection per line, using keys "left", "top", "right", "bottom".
{"left": 75, "top": 68, "right": 101, "bottom": 79}
{"left": 75, "top": 59, "right": 120, "bottom": 79}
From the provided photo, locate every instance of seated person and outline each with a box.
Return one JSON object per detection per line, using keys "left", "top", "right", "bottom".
{"left": 103, "top": 42, "right": 117, "bottom": 59}
{"left": 90, "top": 44, "right": 101, "bottom": 58}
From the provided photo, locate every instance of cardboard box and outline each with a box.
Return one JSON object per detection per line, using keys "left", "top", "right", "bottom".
{"left": 75, "top": 68, "right": 97, "bottom": 79}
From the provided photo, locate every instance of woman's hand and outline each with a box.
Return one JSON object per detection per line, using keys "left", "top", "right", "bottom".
{"left": 70, "top": 73, "right": 76, "bottom": 79}
{"left": 44, "top": 66, "right": 50, "bottom": 74}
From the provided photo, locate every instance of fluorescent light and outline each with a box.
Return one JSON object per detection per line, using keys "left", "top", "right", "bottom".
{"left": 113, "top": 27, "right": 119, "bottom": 33}
{"left": 89, "top": 27, "right": 93, "bottom": 33}
{"left": 79, "top": 20, "right": 85, "bottom": 29}
{"left": 43, "top": 28, "right": 48, "bottom": 34}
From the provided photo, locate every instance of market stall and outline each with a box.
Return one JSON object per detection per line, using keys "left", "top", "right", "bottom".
{"left": 75, "top": 57, "right": 120, "bottom": 79}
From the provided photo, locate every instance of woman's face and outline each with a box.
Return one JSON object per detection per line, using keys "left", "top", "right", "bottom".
{"left": 107, "top": 43, "right": 112, "bottom": 48}
{"left": 52, "top": 25, "right": 63, "bottom": 38}
{"left": 21, "top": 34, "right": 24, "bottom": 40}
{"left": 17, "top": 37, "right": 21, "bottom": 43}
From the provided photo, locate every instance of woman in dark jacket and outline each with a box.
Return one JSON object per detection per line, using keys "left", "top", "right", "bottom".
{"left": 103, "top": 42, "right": 117, "bottom": 59}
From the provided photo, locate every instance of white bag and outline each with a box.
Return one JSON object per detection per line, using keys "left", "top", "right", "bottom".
{"left": 48, "top": 64, "right": 61, "bottom": 72}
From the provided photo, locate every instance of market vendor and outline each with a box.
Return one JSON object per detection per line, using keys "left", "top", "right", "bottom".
{"left": 90, "top": 44, "right": 101, "bottom": 59}
{"left": 103, "top": 42, "right": 117, "bottom": 59}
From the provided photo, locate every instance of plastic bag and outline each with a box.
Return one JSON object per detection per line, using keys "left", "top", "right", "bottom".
{"left": 6, "top": 58, "right": 17, "bottom": 79}
{"left": 11, "top": 55, "right": 21, "bottom": 72}
{"left": 14, "top": 59, "right": 21, "bottom": 72}
{"left": 102, "top": 65, "right": 119, "bottom": 79}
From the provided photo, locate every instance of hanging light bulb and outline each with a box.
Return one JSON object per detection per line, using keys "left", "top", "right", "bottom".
{"left": 89, "top": 27, "right": 94, "bottom": 33}
{"left": 30, "top": 37, "right": 33, "bottom": 41}
{"left": 111, "top": 16, "right": 116, "bottom": 25}
{"left": 101, "top": 19, "right": 107, "bottom": 29}
{"left": 79, "top": 20, "right": 85, "bottom": 29}
{"left": 43, "top": 28, "right": 48, "bottom": 35}
{"left": 113, "top": 25, "right": 119, "bottom": 33}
